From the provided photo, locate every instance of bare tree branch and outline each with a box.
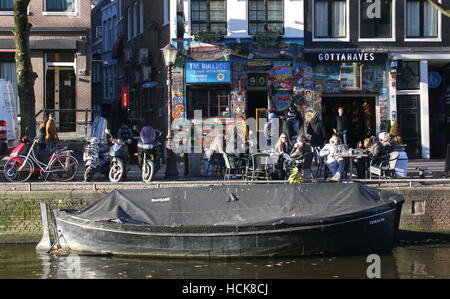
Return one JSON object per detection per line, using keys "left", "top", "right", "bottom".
{"left": 427, "top": 0, "right": 450, "bottom": 18}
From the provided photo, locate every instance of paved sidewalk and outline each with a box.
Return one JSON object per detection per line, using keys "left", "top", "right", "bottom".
{"left": 0, "top": 156, "right": 447, "bottom": 192}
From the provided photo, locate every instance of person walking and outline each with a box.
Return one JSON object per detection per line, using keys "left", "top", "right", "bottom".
{"left": 332, "top": 107, "right": 349, "bottom": 145}
{"left": 45, "top": 112, "right": 59, "bottom": 151}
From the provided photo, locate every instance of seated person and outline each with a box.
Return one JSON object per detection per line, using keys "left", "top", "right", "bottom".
{"left": 355, "top": 136, "right": 386, "bottom": 179}
{"left": 319, "top": 134, "right": 346, "bottom": 181}
{"left": 274, "top": 133, "right": 292, "bottom": 155}
{"left": 274, "top": 133, "right": 293, "bottom": 179}
{"left": 279, "top": 136, "right": 313, "bottom": 175}
{"left": 290, "top": 136, "right": 312, "bottom": 160}
{"left": 379, "top": 132, "right": 394, "bottom": 153}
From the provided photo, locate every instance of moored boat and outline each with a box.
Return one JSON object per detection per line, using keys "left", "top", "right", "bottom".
{"left": 51, "top": 183, "right": 404, "bottom": 257}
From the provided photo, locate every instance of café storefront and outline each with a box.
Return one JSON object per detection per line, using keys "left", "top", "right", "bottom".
{"left": 303, "top": 51, "right": 390, "bottom": 147}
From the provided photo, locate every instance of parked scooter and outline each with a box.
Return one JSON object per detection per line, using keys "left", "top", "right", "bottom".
{"left": 82, "top": 136, "right": 110, "bottom": 181}
{"left": 82, "top": 116, "right": 110, "bottom": 181}
{"left": 105, "top": 129, "right": 131, "bottom": 183}
{"left": 137, "top": 126, "right": 163, "bottom": 183}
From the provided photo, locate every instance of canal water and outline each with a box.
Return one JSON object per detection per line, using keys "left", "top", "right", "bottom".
{"left": 0, "top": 243, "right": 449, "bottom": 279}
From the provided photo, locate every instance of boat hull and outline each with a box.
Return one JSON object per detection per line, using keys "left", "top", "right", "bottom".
{"left": 53, "top": 204, "right": 403, "bottom": 257}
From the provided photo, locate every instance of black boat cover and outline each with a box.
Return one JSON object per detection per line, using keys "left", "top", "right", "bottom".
{"left": 71, "top": 183, "right": 403, "bottom": 227}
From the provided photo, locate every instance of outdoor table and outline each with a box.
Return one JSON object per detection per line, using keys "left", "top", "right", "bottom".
{"left": 336, "top": 150, "right": 369, "bottom": 180}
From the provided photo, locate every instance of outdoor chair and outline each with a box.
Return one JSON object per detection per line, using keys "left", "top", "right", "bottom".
{"left": 314, "top": 147, "right": 329, "bottom": 180}
{"left": 369, "top": 151, "right": 400, "bottom": 180}
{"left": 206, "top": 151, "right": 225, "bottom": 177}
{"left": 222, "top": 152, "right": 245, "bottom": 181}
{"left": 245, "top": 153, "right": 271, "bottom": 181}
{"left": 290, "top": 151, "right": 315, "bottom": 179}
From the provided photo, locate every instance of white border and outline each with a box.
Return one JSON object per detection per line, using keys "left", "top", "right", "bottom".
{"left": 358, "top": 0, "right": 396, "bottom": 42}
{"left": 43, "top": 0, "right": 79, "bottom": 17}
{"left": 403, "top": 0, "right": 442, "bottom": 42}
{"left": 312, "top": 0, "right": 350, "bottom": 42}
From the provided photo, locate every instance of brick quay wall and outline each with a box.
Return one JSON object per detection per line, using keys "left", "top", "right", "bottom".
{"left": 0, "top": 186, "right": 449, "bottom": 243}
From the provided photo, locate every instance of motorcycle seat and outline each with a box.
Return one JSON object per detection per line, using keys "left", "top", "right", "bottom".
{"left": 138, "top": 141, "right": 160, "bottom": 150}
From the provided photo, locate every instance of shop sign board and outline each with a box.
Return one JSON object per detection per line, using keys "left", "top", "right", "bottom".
{"left": 305, "top": 52, "right": 387, "bottom": 64}
{"left": 186, "top": 62, "right": 231, "bottom": 83}
{"left": 247, "top": 73, "right": 267, "bottom": 89}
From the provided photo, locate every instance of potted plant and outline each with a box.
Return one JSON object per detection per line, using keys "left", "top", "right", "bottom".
{"left": 288, "top": 167, "right": 304, "bottom": 184}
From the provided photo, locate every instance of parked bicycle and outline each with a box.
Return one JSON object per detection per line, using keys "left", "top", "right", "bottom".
{"left": 3, "top": 136, "right": 78, "bottom": 182}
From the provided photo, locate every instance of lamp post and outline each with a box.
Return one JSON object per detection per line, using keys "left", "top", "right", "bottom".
{"left": 161, "top": 43, "right": 179, "bottom": 178}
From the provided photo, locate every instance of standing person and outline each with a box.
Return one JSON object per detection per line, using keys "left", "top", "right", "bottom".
{"left": 38, "top": 115, "right": 48, "bottom": 150}
{"left": 263, "top": 111, "right": 280, "bottom": 148}
{"left": 117, "top": 122, "right": 133, "bottom": 141}
{"left": 307, "top": 112, "right": 327, "bottom": 162}
{"left": 332, "top": 107, "right": 349, "bottom": 145}
{"left": 286, "top": 104, "right": 303, "bottom": 142}
{"left": 45, "top": 112, "right": 59, "bottom": 151}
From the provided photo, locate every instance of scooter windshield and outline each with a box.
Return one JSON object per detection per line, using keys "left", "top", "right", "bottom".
{"left": 90, "top": 116, "right": 108, "bottom": 142}
{"left": 140, "top": 126, "right": 157, "bottom": 144}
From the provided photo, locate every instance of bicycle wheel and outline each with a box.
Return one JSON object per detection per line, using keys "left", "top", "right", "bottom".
{"left": 49, "top": 155, "right": 78, "bottom": 182}
{"left": 3, "top": 156, "right": 34, "bottom": 182}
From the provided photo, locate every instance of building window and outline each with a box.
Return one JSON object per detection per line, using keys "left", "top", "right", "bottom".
{"left": 164, "top": 0, "right": 169, "bottom": 25}
{"left": 396, "top": 61, "right": 420, "bottom": 90}
{"left": 248, "top": 0, "right": 284, "bottom": 35}
{"left": 340, "top": 63, "right": 363, "bottom": 91}
{"left": 187, "top": 89, "right": 230, "bottom": 118}
{"left": 360, "top": 0, "right": 393, "bottom": 39}
{"left": 133, "top": 1, "right": 138, "bottom": 37}
{"left": 0, "top": 0, "right": 13, "bottom": 11}
{"left": 127, "top": 6, "right": 133, "bottom": 40}
{"left": 45, "top": 0, "right": 75, "bottom": 12}
{"left": 406, "top": 0, "right": 438, "bottom": 38}
{"left": 191, "top": 0, "right": 227, "bottom": 35}
{"left": 314, "top": 0, "right": 347, "bottom": 39}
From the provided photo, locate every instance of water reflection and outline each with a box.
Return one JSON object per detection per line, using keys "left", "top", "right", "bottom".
{"left": 0, "top": 244, "right": 449, "bottom": 279}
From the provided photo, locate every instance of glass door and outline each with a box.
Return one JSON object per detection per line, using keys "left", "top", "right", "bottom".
{"left": 46, "top": 67, "right": 76, "bottom": 132}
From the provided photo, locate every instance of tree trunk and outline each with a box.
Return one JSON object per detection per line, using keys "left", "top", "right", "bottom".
{"left": 13, "top": 0, "right": 37, "bottom": 138}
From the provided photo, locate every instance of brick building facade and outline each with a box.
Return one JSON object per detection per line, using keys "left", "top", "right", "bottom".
{"left": 0, "top": 0, "right": 91, "bottom": 138}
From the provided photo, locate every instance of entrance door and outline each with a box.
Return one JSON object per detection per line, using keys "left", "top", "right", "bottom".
{"left": 321, "top": 96, "right": 376, "bottom": 148}
{"left": 246, "top": 91, "right": 267, "bottom": 119}
{"left": 397, "top": 95, "right": 421, "bottom": 158}
{"left": 46, "top": 67, "right": 76, "bottom": 132}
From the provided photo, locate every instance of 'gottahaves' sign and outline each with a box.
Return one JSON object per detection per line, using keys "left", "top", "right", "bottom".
{"left": 305, "top": 52, "right": 387, "bottom": 63}
{"left": 186, "top": 62, "right": 231, "bottom": 83}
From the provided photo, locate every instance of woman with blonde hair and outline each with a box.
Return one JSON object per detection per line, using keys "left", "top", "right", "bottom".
{"left": 319, "top": 134, "right": 346, "bottom": 181}
{"left": 275, "top": 133, "right": 292, "bottom": 154}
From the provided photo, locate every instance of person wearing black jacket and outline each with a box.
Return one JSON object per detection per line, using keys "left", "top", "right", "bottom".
{"left": 307, "top": 113, "right": 327, "bottom": 148}
{"left": 332, "top": 107, "right": 349, "bottom": 145}
{"left": 307, "top": 113, "right": 327, "bottom": 164}
{"left": 286, "top": 104, "right": 303, "bottom": 142}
